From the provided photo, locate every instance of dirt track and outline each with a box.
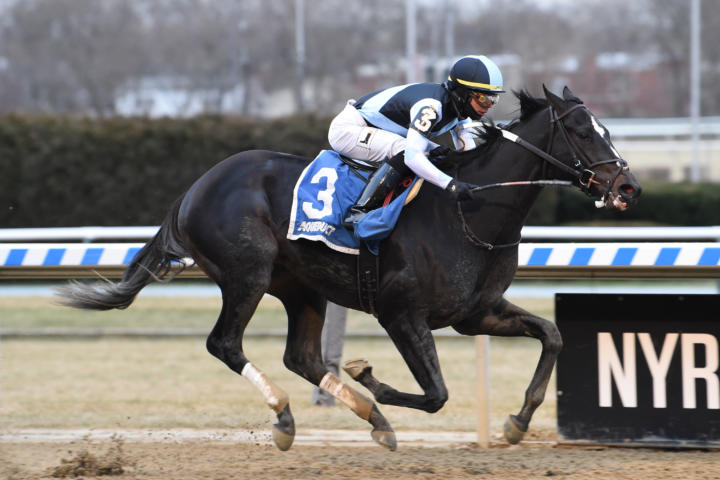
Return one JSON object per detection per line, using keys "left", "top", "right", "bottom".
{"left": 2, "top": 430, "right": 719, "bottom": 480}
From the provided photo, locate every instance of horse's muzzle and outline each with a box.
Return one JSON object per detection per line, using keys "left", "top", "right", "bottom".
{"left": 607, "top": 181, "right": 642, "bottom": 211}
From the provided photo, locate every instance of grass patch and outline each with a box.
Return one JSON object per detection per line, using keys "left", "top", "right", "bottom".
{"left": 0, "top": 292, "right": 554, "bottom": 331}
{"left": 0, "top": 290, "right": 557, "bottom": 435}
{"left": 0, "top": 335, "right": 554, "bottom": 434}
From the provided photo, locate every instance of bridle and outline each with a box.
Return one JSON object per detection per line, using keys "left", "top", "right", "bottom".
{"left": 499, "top": 103, "right": 628, "bottom": 197}
{"left": 457, "top": 103, "right": 629, "bottom": 250}
{"left": 546, "top": 104, "right": 628, "bottom": 197}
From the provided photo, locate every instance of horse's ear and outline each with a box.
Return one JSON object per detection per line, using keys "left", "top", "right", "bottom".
{"left": 542, "top": 84, "right": 566, "bottom": 112}
{"left": 562, "top": 86, "right": 583, "bottom": 104}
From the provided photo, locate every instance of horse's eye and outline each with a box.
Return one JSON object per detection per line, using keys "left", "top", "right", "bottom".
{"left": 575, "top": 128, "right": 593, "bottom": 140}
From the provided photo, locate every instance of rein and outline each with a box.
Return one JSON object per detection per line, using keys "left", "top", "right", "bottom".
{"left": 457, "top": 104, "right": 627, "bottom": 250}
{"left": 456, "top": 179, "right": 572, "bottom": 250}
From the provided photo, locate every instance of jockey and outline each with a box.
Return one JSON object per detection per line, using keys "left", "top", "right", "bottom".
{"left": 328, "top": 55, "right": 505, "bottom": 229}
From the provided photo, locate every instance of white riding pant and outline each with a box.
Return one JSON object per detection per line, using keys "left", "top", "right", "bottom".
{"left": 328, "top": 100, "right": 482, "bottom": 188}
{"left": 328, "top": 101, "right": 406, "bottom": 167}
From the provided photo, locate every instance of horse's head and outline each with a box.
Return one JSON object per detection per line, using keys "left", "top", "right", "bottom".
{"left": 542, "top": 85, "right": 642, "bottom": 211}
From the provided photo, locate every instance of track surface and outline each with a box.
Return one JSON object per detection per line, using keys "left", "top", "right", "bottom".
{"left": 1, "top": 428, "right": 479, "bottom": 447}
{"left": 2, "top": 428, "right": 719, "bottom": 480}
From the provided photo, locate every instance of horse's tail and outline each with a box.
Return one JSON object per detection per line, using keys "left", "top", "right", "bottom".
{"left": 55, "top": 194, "right": 189, "bottom": 311}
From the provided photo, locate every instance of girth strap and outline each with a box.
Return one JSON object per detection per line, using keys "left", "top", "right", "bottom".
{"left": 357, "top": 243, "right": 378, "bottom": 316}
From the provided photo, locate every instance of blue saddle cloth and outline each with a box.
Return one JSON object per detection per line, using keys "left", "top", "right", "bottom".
{"left": 287, "top": 150, "right": 417, "bottom": 255}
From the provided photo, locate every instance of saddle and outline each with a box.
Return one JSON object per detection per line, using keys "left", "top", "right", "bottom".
{"left": 287, "top": 150, "right": 423, "bottom": 256}
{"left": 337, "top": 153, "right": 424, "bottom": 208}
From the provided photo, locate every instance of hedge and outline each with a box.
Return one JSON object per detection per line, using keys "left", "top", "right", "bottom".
{"left": 530, "top": 181, "right": 720, "bottom": 226}
{"left": 0, "top": 114, "right": 330, "bottom": 227}
{"left": 1, "top": 114, "right": 718, "bottom": 227}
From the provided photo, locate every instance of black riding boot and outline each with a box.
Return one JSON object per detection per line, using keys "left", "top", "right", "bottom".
{"left": 343, "top": 161, "right": 404, "bottom": 230}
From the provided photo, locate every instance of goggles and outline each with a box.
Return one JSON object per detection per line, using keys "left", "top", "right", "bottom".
{"left": 470, "top": 91, "right": 499, "bottom": 108}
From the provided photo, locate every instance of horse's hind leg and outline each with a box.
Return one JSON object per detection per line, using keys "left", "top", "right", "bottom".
{"left": 273, "top": 283, "right": 396, "bottom": 451}
{"left": 195, "top": 230, "right": 298, "bottom": 451}
{"left": 453, "top": 297, "right": 563, "bottom": 445}
{"left": 205, "top": 281, "right": 297, "bottom": 450}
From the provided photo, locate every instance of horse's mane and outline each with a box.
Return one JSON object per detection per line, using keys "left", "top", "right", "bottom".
{"left": 475, "top": 90, "right": 548, "bottom": 151}
{"left": 515, "top": 89, "right": 549, "bottom": 121}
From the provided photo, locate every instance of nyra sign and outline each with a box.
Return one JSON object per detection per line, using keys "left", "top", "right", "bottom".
{"left": 556, "top": 293, "right": 720, "bottom": 447}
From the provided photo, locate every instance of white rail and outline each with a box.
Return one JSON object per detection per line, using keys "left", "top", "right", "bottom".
{"left": 0, "top": 226, "right": 159, "bottom": 242}
{"left": 3, "top": 226, "right": 720, "bottom": 243}
{"left": 522, "top": 226, "right": 720, "bottom": 241}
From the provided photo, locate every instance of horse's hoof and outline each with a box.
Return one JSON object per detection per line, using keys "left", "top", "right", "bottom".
{"left": 272, "top": 424, "right": 295, "bottom": 451}
{"left": 371, "top": 428, "right": 397, "bottom": 451}
{"left": 272, "top": 404, "right": 295, "bottom": 451}
{"left": 343, "top": 358, "right": 371, "bottom": 380}
{"left": 368, "top": 404, "right": 396, "bottom": 451}
{"left": 503, "top": 414, "right": 527, "bottom": 445}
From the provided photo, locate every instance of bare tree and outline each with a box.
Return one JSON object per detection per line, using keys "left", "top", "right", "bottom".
{"left": 1, "top": 0, "right": 719, "bottom": 118}
{"left": 0, "top": 0, "right": 144, "bottom": 116}
{"left": 302, "top": 0, "right": 405, "bottom": 113}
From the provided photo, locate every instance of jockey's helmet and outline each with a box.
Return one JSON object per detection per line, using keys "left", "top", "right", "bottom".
{"left": 446, "top": 55, "right": 504, "bottom": 120}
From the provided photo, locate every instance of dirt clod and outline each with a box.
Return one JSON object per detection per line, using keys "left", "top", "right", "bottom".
{"left": 50, "top": 436, "right": 129, "bottom": 478}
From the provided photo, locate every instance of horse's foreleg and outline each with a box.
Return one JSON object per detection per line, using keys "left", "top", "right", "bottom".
{"left": 453, "top": 298, "right": 563, "bottom": 445}
{"left": 344, "top": 316, "right": 449, "bottom": 414}
{"left": 277, "top": 286, "right": 396, "bottom": 451}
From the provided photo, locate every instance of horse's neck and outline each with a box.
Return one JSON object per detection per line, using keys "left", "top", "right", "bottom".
{"left": 509, "top": 113, "right": 552, "bottom": 174}
{"left": 461, "top": 116, "right": 550, "bottom": 187}
{"left": 455, "top": 117, "right": 551, "bottom": 241}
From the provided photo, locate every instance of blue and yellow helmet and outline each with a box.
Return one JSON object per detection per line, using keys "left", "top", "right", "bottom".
{"left": 447, "top": 55, "right": 505, "bottom": 94}
{"left": 445, "top": 55, "right": 504, "bottom": 120}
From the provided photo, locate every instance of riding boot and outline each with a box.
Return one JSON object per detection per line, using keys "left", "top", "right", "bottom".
{"left": 343, "top": 161, "right": 403, "bottom": 230}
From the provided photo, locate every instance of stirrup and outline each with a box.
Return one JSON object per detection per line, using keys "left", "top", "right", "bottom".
{"left": 343, "top": 207, "right": 368, "bottom": 230}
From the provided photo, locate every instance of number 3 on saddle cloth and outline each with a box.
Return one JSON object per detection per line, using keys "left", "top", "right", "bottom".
{"left": 287, "top": 150, "right": 420, "bottom": 256}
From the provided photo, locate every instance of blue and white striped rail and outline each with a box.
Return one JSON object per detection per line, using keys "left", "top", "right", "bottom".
{"left": 2, "top": 242, "right": 720, "bottom": 279}
{"left": 0, "top": 243, "right": 197, "bottom": 280}
{"left": 518, "top": 242, "right": 720, "bottom": 267}
{"left": 0, "top": 243, "right": 145, "bottom": 267}
{"left": 519, "top": 242, "right": 720, "bottom": 278}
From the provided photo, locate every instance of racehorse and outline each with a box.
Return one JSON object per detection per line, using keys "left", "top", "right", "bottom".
{"left": 57, "top": 86, "right": 642, "bottom": 451}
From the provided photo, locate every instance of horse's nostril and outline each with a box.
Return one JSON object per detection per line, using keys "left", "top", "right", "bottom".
{"left": 619, "top": 183, "right": 641, "bottom": 199}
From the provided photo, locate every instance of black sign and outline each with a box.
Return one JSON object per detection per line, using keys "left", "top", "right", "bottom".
{"left": 556, "top": 293, "right": 720, "bottom": 447}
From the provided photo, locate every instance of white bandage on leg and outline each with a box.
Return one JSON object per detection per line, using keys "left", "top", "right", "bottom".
{"left": 319, "top": 372, "right": 373, "bottom": 420}
{"left": 241, "top": 362, "right": 289, "bottom": 414}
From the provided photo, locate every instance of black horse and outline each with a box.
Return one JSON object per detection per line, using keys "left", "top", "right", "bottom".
{"left": 57, "top": 86, "right": 641, "bottom": 451}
